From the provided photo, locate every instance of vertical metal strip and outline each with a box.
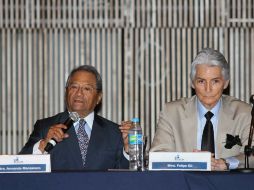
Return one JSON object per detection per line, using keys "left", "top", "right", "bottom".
{"left": 182, "top": 28, "right": 187, "bottom": 97}
{"left": 251, "top": 28, "right": 254, "bottom": 95}
{"left": 117, "top": 28, "right": 122, "bottom": 122}
{"left": 17, "top": 29, "right": 23, "bottom": 151}
{"left": 112, "top": 28, "right": 117, "bottom": 121}
{"left": 59, "top": 28, "right": 65, "bottom": 111}
{"left": 2, "top": 29, "right": 7, "bottom": 153}
{"left": 101, "top": 28, "right": 106, "bottom": 116}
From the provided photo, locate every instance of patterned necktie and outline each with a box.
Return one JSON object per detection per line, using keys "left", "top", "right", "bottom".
{"left": 201, "top": 111, "right": 215, "bottom": 153}
{"left": 77, "top": 119, "right": 89, "bottom": 167}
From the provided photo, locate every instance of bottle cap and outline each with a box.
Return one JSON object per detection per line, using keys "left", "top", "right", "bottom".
{"left": 131, "top": 117, "right": 140, "bottom": 123}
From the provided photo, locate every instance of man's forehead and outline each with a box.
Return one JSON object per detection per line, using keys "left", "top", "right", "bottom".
{"left": 196, "top": 64, "right": 222, "bottom": 72}
{"left": 70, "top": 71, "right": 96, "bottom": 80}
{"left": 195, "top": 65, "right": 224, "bottom": 78}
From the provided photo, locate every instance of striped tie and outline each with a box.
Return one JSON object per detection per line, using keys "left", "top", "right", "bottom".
{"left": 77, "top": 119, "right": 89, "bottom": 167}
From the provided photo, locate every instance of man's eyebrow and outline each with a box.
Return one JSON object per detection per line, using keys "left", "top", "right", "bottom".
{"left": 195, "top": 77, "right": 205, "bottom": 80}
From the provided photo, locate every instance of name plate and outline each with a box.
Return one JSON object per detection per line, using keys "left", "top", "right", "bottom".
{"left": 149, "top": 152, "right": 211, "bottom": 171}
{"left": 0, "top": 155, "right": 51, "bottom": 173}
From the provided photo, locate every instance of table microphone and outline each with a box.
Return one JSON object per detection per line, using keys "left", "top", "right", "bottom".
{"left": 44, "top": 112, "right": 79, "bottom": 152}
{"left": 250, "top": 95, "right": 254, "bottom": 107}
{"left": 243, "top": 95, "right": 254, "bottom": 169}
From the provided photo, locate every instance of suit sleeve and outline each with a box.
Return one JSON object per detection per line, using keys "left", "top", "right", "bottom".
{"left": 150, "top": 104, "right": 176, "bottom": 152}
{"left": 115, "top": 129, "right": 129, "bottom": 169}
{"left": 19, "top": 121, "right": 47, "bottom": 154}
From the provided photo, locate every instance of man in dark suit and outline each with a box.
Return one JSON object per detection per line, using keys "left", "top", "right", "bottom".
{"left": 20, "top": 65, "right": 129, "bottom": 171}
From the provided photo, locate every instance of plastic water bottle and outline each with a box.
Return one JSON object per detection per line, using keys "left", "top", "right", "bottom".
{"left": 128, "top": 117, "right": 143, "bottom": 171}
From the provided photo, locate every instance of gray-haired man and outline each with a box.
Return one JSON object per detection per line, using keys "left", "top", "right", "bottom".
{"left": 151, "top": 48, "right": 253, "bottom": 170}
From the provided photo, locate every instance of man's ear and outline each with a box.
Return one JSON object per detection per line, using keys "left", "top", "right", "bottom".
{"left": 94, "top": 93, "right": 103, "bottom": 113}
{"left": 64, "top": 88, "right": 68, "bottom": 106}
{"left": 97, "top": 93, "right": 102, "bottom": 105}
{"left": 191, "top": 81, "right": 195, "bottom": 89}
{"left": 224, "top": 80, "right": 230, "bottom": 89}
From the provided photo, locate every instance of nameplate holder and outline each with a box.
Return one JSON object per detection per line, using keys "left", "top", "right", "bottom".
{"left": 149, "top": 152, "right": 211, "bottom": 171}
{"left": 0, "top": 155, "right": 51, "bottom": 173}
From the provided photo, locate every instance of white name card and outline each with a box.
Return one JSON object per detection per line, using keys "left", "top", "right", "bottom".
{"left": 0, "top": 155, "right": 51, "bottom": 173}
{"left": 149, "top": 152, "right": 211, "bottom": 171}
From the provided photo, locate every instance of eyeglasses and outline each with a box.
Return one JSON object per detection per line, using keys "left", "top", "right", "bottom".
{"left": 67, "top": 83, "right": 97, "bottom": 94}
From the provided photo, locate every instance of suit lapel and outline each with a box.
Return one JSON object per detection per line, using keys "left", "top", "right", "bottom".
{"left": 85, "top": 115, "right": 105, "bottom": 169}
{"left": 66, "top": 126, "right": 84, "bottom": 168}
{"left": 60, "top": 111, "right": 84, "bottom": 168}
{"left": 49, "top": 111, "right": 84, "bottom": 169}
{"left": 216, "top": 96, "right": 234, "bottom": 157}
{"left": 181, "top": 96, "right": 198, "bottom": 151}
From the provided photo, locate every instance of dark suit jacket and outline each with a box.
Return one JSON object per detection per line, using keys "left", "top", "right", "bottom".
{"left": 19, "top": 111, "right": 129, "bottom": 171}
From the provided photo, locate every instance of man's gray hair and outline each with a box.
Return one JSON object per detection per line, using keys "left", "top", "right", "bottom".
{"left": 190, "top": 48, "right": 230, "bottom": 81}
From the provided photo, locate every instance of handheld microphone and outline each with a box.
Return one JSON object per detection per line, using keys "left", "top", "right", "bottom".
{"left": 44, "top": 112, "right": 79, "bottom": 152}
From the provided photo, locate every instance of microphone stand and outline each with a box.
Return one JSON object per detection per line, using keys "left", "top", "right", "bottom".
{"left": 243, "top": 95, "right": 254, "bottom": 170}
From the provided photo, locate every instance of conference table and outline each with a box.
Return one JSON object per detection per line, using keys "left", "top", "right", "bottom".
{"left": 1, "top": 170, "right": 254, "bottom": 190}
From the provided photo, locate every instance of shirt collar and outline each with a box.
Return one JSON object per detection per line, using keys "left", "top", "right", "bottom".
{"left": 68, "top": 111, "right": 94, "bottom": 130}
{"left": 79, "top": 111, "right": 94, "bottom": 130}
{"left": 197, "top": 98, "right": 221, "bottom": 118}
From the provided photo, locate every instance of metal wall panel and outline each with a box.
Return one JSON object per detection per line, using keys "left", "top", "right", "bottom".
{"left": 0, "top": 0, "right": 254, "bottom": 154}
